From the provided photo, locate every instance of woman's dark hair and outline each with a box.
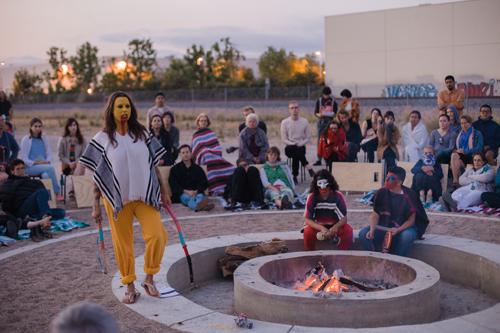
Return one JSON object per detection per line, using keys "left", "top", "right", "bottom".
{"left": 178, "top": 144, "right": 191, "bottom": 152}
{"left": 322, "top": 86, "right": 332, "bottom": 95}
{"left": 370, "top": 108, "right": 382, "bottom": 119}
{"left": 63, "top": 117, "right": 84, "bottom": 145}
{"left": 266, "top": 146, "right": 281, "bottom": 162}
{"left": 439, "top": 114, "right": 450, "bottom": 121}
{"left": 29, "top": 117, "right": 43, "bottom": 138}
{"left": 162, "top": 111, "right": 175, "bottom": 124}
{"left": 321, "top": 119, "right": 340, "bottom": 138}
{"left": 309, "top": 169, "right": 339, "bottom": 196}
{"left": 103, "top": 91, "right": 146, "bottom": 146}
{"left": 340, "top": 89, "right": 352, "bottom": 98}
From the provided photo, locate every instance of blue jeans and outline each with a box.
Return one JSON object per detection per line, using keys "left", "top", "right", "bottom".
{"left": 26, "top": 164, "right": 61, "bottom": 194}
{"left": 16, "top": 189, "right": 66, "bottom": 220}
{"left": 358, "top": 225, "right": 417, "bottom": 257}
{"left": 180, "top": 193, "right": 206, "bottom": 211}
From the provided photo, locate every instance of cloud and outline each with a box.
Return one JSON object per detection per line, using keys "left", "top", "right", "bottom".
{"left": 100, "top": 23, "right": 323, "bottom": 58}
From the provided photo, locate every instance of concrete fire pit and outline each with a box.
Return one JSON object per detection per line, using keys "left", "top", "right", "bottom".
{"left": 234, "top": 251, "right": 440, "bottom": 327}
{"left": 111, "top": 231, "right": 500, "bottom": 332}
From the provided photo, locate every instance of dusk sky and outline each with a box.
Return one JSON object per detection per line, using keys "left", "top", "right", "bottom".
{"left": 2, "top": 0, "right": 458, "bottom": 64}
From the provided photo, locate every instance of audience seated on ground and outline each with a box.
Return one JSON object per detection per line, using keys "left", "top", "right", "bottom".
{"left": 337, "top": 110, "right": 362, "bottom": 162}
{"left": 481, "top": 164, "right": 500, "bottom": 209}
{"left": 376, "top": 111, "right": 400, "bottom": 169}
{"left": 146, "top": 91, "right": 171, "bottom": 128}
{"left": 223, "top": 158, "right": 265, "bottom": 211}
{"left": 0, "top": 91, "right": 14, "bottom": 133}
{"left": 338, "top": 89, "right": 360, "bottom": 123}
{"left": 191, "top": 113, "right": 234, "bottom": 195}
{"left": 168, "top": 145, "right": 213, "bottom": 212}
{"left": 411, "top": 146, "right": 444, "bottom": 205}
{"left": 450, "top": 115, "right": 484, "bottom": 188}
{"left": 472, "top": 104, "right": 499, "bottom": 165}
{"left": 429, "top": 113, "right": 457, "bottom": 164}
{"left": 0, "top": 159, "right": 66, "bottom": 241}
{"left": 313, "top": 86, "right": 337, "bottom": 166}
{"left": 360, "top": 108, "right": 383, "bottom": 163}
{"left": 259, "top": 146, "right": 295, "bottom": 210}
{"left": 162, "top": 111, "right": 179, "bottom": 162}
{"left": 50, "top": 301, "right": 120, "bottom": 333}
{"left": 0, "top": 115, "right": 19, "bottom": 183}
{"left": 303, "top": 169, "right": 353, "bottom": 251}
{"left": 444, "top": 105, "right": 461, "bottom": 134}
{"left": 359, "top": 166, "right": 429, "bottom": 257}
{"left": 437, "top": 75, "right": 464, "bottom": 113}
{"left": 442, "top": 153, "right": 494, "bottom": 211}
{"left": 402, "top": 110, "right": 429, "bottom": 162}
{"left": 318, "top": 119, "right": 347, "bottom": 172}
{"left": 239, "top": 113, "right": 269, "bottom": 165}
{"left": 19, "top": 117, "right": 62, "bottom": 198}
{"left": 280, "top": 100, "right": 314, "bottom": 184}
{"left": 149, "top": 114, "right": 174, "bottom": 166}
{"left": 57, "top": 117, "right": 87, "bottom": 177}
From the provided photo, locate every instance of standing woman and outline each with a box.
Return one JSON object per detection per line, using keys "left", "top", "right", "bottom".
{"left": 19, "top": 117, "right": 61, "bottom": 197}
{"left": 80, "top": 91, "right": 168, "bottom": 304}
{"left": 338, "top": 89, "right": 360, "bottom": 123}
{"left": 162, "top": 111, "right": 179, "bottom": 162}
{"left": 149, "top": 114, "right": 174, "bottom": 166}
{"left": 58, "top": 118, "right": 87, "bottom": 176}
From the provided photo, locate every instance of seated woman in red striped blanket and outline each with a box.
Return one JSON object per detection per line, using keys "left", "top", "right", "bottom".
{"left": 191, "top": 113, "right": 235, "bottom": 195}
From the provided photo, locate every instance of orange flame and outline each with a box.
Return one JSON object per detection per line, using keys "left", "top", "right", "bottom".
{"left": 324, "top": 276, "right": 349, "bottom": 294}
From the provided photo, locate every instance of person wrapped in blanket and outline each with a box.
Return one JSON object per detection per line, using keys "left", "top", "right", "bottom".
{"left": 303, "top": 169, "right": 353, "bottom": 251}
{"left": 259, "top": 146, "right": 295, "bottom": 210}
{"left": 0, "top": 159, "right": 66, "bottom": 241}
{"left": 79, "top": 91, "right": 168, "bottom": 305}
{"left": 192, "top": 113, "right": 235, "bottom": 195}
{"left": 359, "top": 166, "right": 420, "bottom": 257}
{"left": 411, "top": 146, "right": 443, "bottom": 205}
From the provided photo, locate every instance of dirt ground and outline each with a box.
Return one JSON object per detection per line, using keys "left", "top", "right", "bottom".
{"left": 0, "top": 195, "right": 499, "bottom": 333}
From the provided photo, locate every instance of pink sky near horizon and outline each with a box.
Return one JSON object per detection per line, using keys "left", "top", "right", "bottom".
{"left": 1, "top": 0, "right": 459, "bottom": 64}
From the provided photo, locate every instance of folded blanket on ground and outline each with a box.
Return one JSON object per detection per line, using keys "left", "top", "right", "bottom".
{"left": 0, "top": 218, "right": 90, "bottom": 241}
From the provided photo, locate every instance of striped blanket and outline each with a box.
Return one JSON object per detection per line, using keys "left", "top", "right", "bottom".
{"left": 192, "top": 128, "right": 235, "bottom": 195}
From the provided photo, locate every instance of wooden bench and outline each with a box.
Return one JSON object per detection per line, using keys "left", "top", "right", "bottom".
{"left": 330, "top": 162, "right": 383, "bottom": 193}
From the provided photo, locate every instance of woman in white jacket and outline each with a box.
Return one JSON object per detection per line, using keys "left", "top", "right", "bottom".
{"left": 451, "top": 153, "right": 494, "bottom": 210}
{"left": 19, "top": 117, "right": 61, "bottom": 196}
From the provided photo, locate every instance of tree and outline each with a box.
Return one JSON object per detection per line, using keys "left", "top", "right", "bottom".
{"left": 211, "top": 37, "right": 245, "bottom": 85}
{"left": 70, "top": 42, "right": 101, "bottom": 92}
{"left": 161, "top": 58, "right": 195, "bottom": 89}
{"left": 46, "top": 46, "right": 71, "bottom": 93}
{"left": 258, "top": 47, "right": 295, "bottom": 86}
{"left": 184, "top": 44, "right": 215, "bottom": 88}
{"left": 288, "top": 53, "right": 322, "bottom": 86}
{"left": 125, "top": 38, "right": 157, "bottom": 89}
{"left": 12, "top": 69, "right": 43, "bottom": 96}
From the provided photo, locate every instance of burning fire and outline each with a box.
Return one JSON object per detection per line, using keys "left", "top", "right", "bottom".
{"left": 294, "top": 262, "right": 350, "bottom": 295}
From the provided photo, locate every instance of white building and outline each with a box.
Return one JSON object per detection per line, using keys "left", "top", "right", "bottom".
{"left": 324, "top": 0, "right": 500, "bottom": 97}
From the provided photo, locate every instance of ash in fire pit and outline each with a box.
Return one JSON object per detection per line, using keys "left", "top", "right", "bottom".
{"left": 234, "top": 251, "right": 440, "bottom": 327}
{"left": 287, "top": 261, "right": 399, "bottom": 295}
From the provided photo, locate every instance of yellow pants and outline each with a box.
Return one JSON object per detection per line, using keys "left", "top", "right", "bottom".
{"left": 103, "top": 199, "right": 168, "bottom": 285}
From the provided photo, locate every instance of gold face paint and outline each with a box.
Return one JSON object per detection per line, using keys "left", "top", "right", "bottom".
{"left": 113, "top": 96, "right": 131, "bottom": 134}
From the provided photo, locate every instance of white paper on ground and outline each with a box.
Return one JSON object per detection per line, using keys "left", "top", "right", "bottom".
{"left": 158, "top": 286, "right": 179, "bottom": 298}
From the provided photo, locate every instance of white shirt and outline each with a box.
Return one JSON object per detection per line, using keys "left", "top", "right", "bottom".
{"left": 106, "top": 133, "right": 153, "bottom": 204}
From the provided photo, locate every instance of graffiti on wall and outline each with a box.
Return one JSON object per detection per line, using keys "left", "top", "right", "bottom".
{"left": 383, "top": 79, "right": 499, "bottom": 98}
{"left": 383, "top": 84, "right": 438, "bottom": 98}
{"left": 457, "top": 79, "right": 496, "bottom": 97}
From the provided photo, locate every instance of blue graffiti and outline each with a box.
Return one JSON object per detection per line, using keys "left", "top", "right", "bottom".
{"left": 383, "top": 84, "right": 438, "bottom": 98}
